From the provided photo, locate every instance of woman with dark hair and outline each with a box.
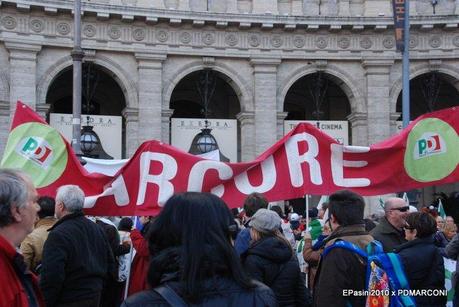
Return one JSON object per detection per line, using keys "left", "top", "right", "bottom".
{"left": 121, "top": 192, "right": 277, "bottom": 307}
{"left": 394, "top": 212, "right": 447, "bottom": 306}
{"left": 242, "top": 209, "right": 311, "bottom": 307}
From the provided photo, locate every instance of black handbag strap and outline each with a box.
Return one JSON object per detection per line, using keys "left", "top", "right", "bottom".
{"left": 154, "top": 284, "right": 189, "bottom": 307}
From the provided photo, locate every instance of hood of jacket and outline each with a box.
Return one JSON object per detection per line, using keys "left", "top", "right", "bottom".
{"left": 247, "top": 236, "right": 292, "bottom": 263}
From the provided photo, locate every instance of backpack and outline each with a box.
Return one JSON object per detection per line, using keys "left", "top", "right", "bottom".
{"left": 322, "top": 240, "right": 416, "bottom": 307}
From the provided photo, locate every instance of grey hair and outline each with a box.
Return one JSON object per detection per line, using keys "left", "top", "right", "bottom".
{"left": 0, "top": 169, "right": 30, "bottom": 227}
{"left": 56, "top": 185, "right": 85, "bottom": 213}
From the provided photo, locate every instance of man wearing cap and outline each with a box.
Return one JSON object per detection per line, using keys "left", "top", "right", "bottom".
{"left": 370, "top": 197, "right": 409, "bottom": 252}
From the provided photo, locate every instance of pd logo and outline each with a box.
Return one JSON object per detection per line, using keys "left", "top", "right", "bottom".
{"left": 414, "top": 132, "right": 446, "bottom": 160}
{"left": 15, "top": 137, "right": 53, "bottom": 169}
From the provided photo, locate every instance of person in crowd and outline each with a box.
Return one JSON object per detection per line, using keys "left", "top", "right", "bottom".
{"left": 289, "top": 213, "right": 303, "bottom": 241}
{"left": 40, "top": 185, "right": 116, "bottom": 307}
{"left": 121, "top": 192, "right": 277, "bottom": 307}
{"left": 0, "top": 169, "right": 44, "bottom": 307}
{"left": 317, "top": 203, "right": 328, "bottom": 220}
{"left": 234, "top": 192, "right": 269, "bottom": 256}
{"left": 446, "top": 225, "right": 459, "bottom": 307}
{"left": 395, "top": 212, "right": 447, "bottom": 306}
{"left": 370, "top": 197, "right": 409, "bottom": 252}
{"left": 128, "top": 216, "right": 153, "bottom": 296}
{"left": 307, "top": 208, "right": 322, "bottom": 240}
{"left": 446, "top": 216, "right": 456, "bottom": 226}
{"left": 20, "top": 196, "right": 56, "bottom": 273}
{"left": 117, "top": 217, "right": 133, "bottom": 286}
{"left": 313, "top": 190, "right": 374, "bottom": 306}
{"left": 242, "top": 208, "right": 311, "bottom": 306}
{"left": 436, "top": 216, "right": 446, "bottom": 231}
{"left": 96, "top": 217, "right": 131, "bottom": 307}
{"left": 302, "top": 223, "right": 331, "bottom": 289}
{"left": 270, "top": 205, "right": 296, "bottom": 248}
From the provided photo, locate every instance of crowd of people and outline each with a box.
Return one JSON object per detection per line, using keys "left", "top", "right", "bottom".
{"left": 0, "top": 167, "right": 456, "bottom": 306}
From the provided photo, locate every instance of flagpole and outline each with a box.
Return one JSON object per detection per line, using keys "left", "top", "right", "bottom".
{"left": 305, "top": 195, "right": 309, "bottom": 232}
{"left": 402, "top": 0, "right": 410, "bottom": 128}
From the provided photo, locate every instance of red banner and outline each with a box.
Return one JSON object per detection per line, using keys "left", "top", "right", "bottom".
{"left": 2, "top": 102, "right": 459, "bottom": 216}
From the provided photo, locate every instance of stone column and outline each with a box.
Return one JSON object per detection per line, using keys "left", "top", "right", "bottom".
{"left": 226, "top": 0, "right": 238, "bottom": 13}
{"left": 178, "top": 0, "right": 190, "bottom": 10}
{"left": 161, "top": 109, "right": 174, "bottom": 144}
{"left": 252, "top": 0, "right": 278, "bottom": 14}
{"left": 362, "top": 59, "right": 394, "bottom": 145}
{"left": 0, "top": 102, "right": 9, "bottom": 156}
{"left": 5, "top": 42, "right": 41, "bottom": 112}
{"left": 250, "top": 58, "right": 281, "bottom": 156}
{"left": 338, "top": 0, "right": 350, "bottom": 16}
{"left": 236, "top": 111, "right": 255, "bottom": 161}
{"left": 276, "top": 111, "right": 288, "bottom": 140}
{"left": 135, "top": 52, "right": 167, "bottom": 145}
{"left": 122, "top": 107, "right": 139, "bottom": 158}
{"left": 35, "top": 103, "right": 51, "bottom": 121}
{"left": 347, "top": 112, "right": 368, "bottom": 146}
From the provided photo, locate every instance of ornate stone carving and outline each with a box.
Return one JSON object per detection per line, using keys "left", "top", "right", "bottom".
{"left": 30, "top": 19, "right": 44, "bottom": 33}
{"left": 83, "top": 24, "right": 96, "bottom": 37}
{"left": 315, "top": 37, "right": 328, "bottom": 49}
{"left": 56, "top": 22, "right": 71, "bottom": 35}
{"left": 382, "top": 37, "right": 394, "bottom": 49}
{"left": 132, "top": 28, "right": 145, "bottom": 41}
{"left": 453, "top": 35, "right": 459, "bottom": 47}
{"left": 1, "top": 16, "right": 17, "bottom": 30}
{"left": 108, "top": 26, "right": 121, "bottom": 39}
{"left": 338, "top": 37, "right": 350, "bottom": 49}
{"left": 248, "top": 34, "right": 260, "bottom": 47}
{"left": 202, "top": 32, "right": 215, "bottom": 45}
{"left": 293, "top": 35, "right": 305, "bottom": 48}
{"left": 270, "top": 35, "right": 283, "bottom": 48}
{"left": 225, "top": 33, "right": 238, "bottom": 46}
{"left": 179, "top": 32, "right": 192, "bottom": 44}
{"left": 360, "top": 37, "right": 372, "bottom": 49}
{"left": 156, "top": 30, "right": 169, "bottom": 42}
{"left": 429, "top": 36, "right": 442, "bottom": 48}
{"left": 409, "top": 36, "right": 418, "bottom": 49}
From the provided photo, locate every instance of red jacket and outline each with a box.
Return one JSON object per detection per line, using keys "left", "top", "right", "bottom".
{"left": 0, "top": 234, "right": 44, "bottom": 307}
{"left": 127, "top": 229, "right": 150, "bottom": 296}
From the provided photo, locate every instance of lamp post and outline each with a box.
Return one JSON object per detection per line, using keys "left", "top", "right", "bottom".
{"left": 71, "top": 0, "right": 84, "bottom": 157}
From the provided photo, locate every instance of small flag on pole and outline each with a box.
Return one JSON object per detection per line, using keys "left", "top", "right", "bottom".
{"left": 317, "top": 195, "right": 328, "bottom": 210}
{"left": 438, "top": 199, "right": 446, "bottom": 219}
{"left": 379, "top": 197, "right": 385, "bottom": 210}
{"left": 402, "top": 192, "right": 410, "bottom": 205}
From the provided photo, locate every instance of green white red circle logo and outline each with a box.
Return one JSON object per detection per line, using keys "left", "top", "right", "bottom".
{"left": 1, "top": 123, "right": 68, "bottom": 188}
{"left": 404, "top": 118, "right": 459, "bottom": 182}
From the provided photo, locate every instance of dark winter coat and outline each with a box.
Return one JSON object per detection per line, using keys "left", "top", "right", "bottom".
{"left": 39, "top": 212, "right": 116, "bottom": 307}
{"left": 370, "top": 217, "right": 407, "bottom": 252}
{"left": 313, "top": 224, "right": 374, "bottom": 307}
{"left": 395, "top": 235, "right": 447, "bottom": 306}
{"left": 243, "top": 236, "right": 311, "bottom": 307}
{"left": 121, "top": 277, "right": 277, "bottom": 307}
{"left": 446, "top": 233, "right": 459, "bottom": 285}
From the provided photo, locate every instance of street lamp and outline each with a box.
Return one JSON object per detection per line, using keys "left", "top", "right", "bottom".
{"left": 71, "top": 0, "right": 85, "bottom": 162}
{"left": 195, "top": 122, "right": 218, "bottom": 153}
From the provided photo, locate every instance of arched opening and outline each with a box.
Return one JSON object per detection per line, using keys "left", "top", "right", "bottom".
{"left": 169, "top": 69, "right": 241, "bottom": 162}
{"left": 283, "top": 72, "right": 352, "bottom": 214}
{"left": 46, "top": 62, "right": 126, "bottom": 159}
{"left": 396, "top": 72, "right": 459, "bottom": 216}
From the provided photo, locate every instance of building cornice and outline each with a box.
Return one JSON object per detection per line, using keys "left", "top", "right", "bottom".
{"left": 1, "top": 0, "right": 458, "bottom": 30}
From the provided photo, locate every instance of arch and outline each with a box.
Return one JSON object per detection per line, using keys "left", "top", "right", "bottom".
{"left": 390, "top": 62, "right": 459, "bottom": 113}
{"left": 278, "top": 63, "right": 365, "bottom": 114}
{"left": 163, "top": 60, "right": 252, "bottom": 113}
{"left": 36, "top": 54, "right": 138, "bottom": 109}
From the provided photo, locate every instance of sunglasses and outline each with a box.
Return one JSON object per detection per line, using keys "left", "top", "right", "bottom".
{"left": 391, "top": 206, "right": 410, "bottom": 212}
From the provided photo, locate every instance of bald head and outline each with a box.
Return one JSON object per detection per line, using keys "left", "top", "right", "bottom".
{"left": 384, "top": 197, "right": 409, "bottom": 229}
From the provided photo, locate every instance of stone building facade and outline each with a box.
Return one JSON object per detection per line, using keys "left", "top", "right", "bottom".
{"left": 0, "top": 0, "right": 458, "bottom": 208}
